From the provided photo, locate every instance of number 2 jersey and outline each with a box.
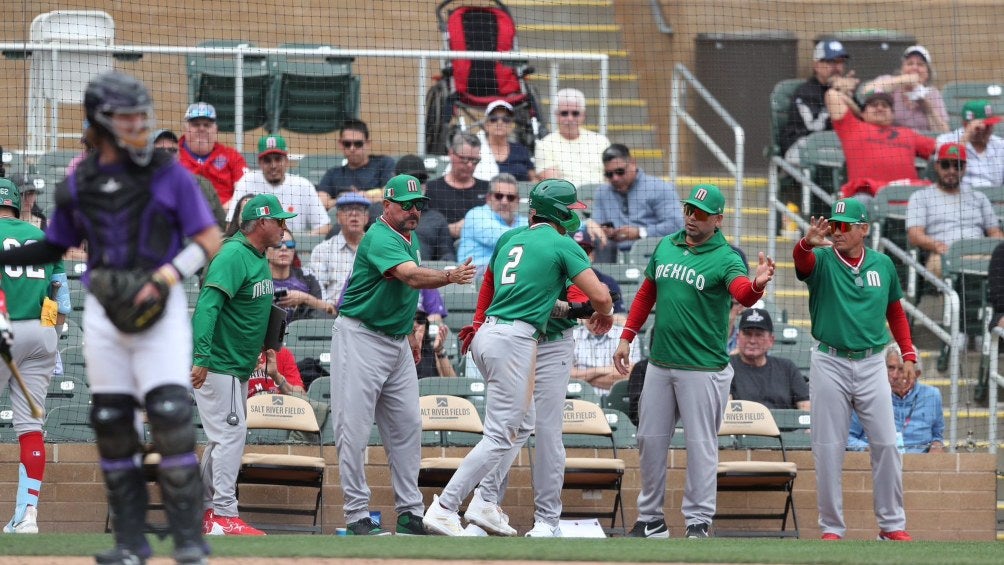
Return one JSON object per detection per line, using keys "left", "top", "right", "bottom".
{"left": 0, "top": 218, "right": 64, "bottom": 321}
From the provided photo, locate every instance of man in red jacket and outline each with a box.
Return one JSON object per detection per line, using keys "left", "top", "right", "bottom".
{"left": 178, "top": 102, "right": 247, "bottom": 207}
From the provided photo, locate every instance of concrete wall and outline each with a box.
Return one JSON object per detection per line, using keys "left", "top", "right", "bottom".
{"left": 0, "top": 443, "right": 995, "bottom": 540}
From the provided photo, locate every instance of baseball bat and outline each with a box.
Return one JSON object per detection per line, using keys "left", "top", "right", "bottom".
{"left": 2, "top": 352, "right": 44, "bottom": 419}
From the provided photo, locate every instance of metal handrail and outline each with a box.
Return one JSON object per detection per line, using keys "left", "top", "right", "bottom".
{"left": 986, "top": 327, "right": 1004, "bottom": 453}
{"left": 767, "top": 156, "right": 966, "bottom": 451}
{"left": 0, "top": 43, "right": 609, "bottom": 152}
{"left": 670, "top": 64, "right": 745, "bottom": 241}
{"left": 649, "top": 0, "right": 674, "bottom": 35}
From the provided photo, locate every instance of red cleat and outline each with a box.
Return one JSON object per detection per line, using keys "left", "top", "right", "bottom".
{"left": 878, "top": 530, "right": 912, "bottom": 541}
{"left": 200, "top": 509, "right": 215, "bottom": 535}
{"left": 821, "top": 533, "right": 842, "bottom": 540}
{"left": 206, "top": 514, "right": 266, "bottom": 536}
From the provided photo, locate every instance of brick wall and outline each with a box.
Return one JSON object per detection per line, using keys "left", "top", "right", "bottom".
{"left": 0, "top": 443, "right": 995, "bottom": 540}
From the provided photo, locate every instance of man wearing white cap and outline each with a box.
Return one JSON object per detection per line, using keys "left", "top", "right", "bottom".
{"left": 228, "top": 134, "right": 330, "bottom": 235}
{"left": 179, "top": 102, "right": 247, "bottom": 206}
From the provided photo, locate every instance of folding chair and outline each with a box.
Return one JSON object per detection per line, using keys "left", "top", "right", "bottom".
{"left": 417, "top": 395, "right": 483, "bottom": 488}
{"left": 237, "top": 394, "right": 326, "bottom": 534}
{"left": 268, "top": 43, "right": 360, "bottom": 134}
{"left": 714, "top": 400, "right": 799, "bottom": 538}
{"left": 558, "top": 399, "right": 626, "bottom": 531}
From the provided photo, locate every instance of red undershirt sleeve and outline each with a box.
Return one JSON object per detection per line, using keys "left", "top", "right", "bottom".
{"left": 793, "top": 238, "right": 816, "bottom": 278}
{"left": 729, "top": 276, "right": 765, "bottom": 307}
{"left": 472, "top": 268, "right": 495, "bottom": 327}
{"left": 886, "top": 300, "right": 917, "bottom": 362}
{"left": 620, "top": 278, "right": 656, "bottom": 342}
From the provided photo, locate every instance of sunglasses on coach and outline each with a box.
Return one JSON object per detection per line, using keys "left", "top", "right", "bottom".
{"left": 395, "top": 200, "right": 429, "bottom": 212}
{"left": 683, "top": 204, "right": 711, "bottom": 221}
{"left": 828, "top": 221, "right": 864, "bottom": 234}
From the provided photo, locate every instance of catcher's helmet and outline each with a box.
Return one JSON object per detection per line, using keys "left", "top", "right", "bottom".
{"left": 528, "top": 179, "right": 587, "bottom": 232}
{"left": 0, "top": 178, "right": 20, "bottom": 214}
{"left": 84, "top": 71, "right": 156, "bottom": 166}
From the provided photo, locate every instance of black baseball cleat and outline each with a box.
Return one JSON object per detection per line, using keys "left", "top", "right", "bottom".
{"left": 346, "top": 516, "right": 392, "bottom": 536}
{"left": 396, "top": 511, "right": 427, "bottom": 535}
{"left": 626, "top": 518, "right": 669, "bottom": 538}
{"left": 685, "top": 522, "right": 711, "bottom": 538}
{"left": 95, "top": 545, "right": 151, "bottom": 565}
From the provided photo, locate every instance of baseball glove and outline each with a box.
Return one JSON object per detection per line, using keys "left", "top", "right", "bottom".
{"left": 89, "top": 268, "right": 169, "bottom": 333}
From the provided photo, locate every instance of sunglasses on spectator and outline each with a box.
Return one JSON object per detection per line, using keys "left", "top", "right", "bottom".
{"left": 488, "top": 116, "right": 513, "bottom": 124}
{"left": 455, "top": 156, "right": 481, "bottom": 165}
{"left": 828, "top": 221, "right": 864, "bottom": 233}
{"left": 559, "top": 110, "right": 581, "bottom": 117}
{"left": 396, "top": 200, "right": 429, "bottom": 212}
{"left": 272, "top": 240, "right": 296, "bottom": 249}
{"left": 341, "top": 140, "right": 365, "bottom": 149}
{"left": 683, "top": 204, "right": 711, "bottom": 221}
{"left": 159, "top": 147, "right": 179, "bottom": 154}
{"left": 492, "top": 193, "right": 518, "bottom": 202}
{"left": 938, "top": 160, "right": 965, "bottom": 170}
{"left": 603, "top": 168, "right": 628, "bottom": 179}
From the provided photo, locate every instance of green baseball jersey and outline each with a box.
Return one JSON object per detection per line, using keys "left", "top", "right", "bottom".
{"left": 340, "top": 218, "right": 422, "bottom": 336}
{"left": 799, "top": 247, "right": 901, "bottom": 351}
{"left": 645, "top": 229, "right": 748, "bottom": 371}
{"left": 0, "top": 218, "right": 62, "bottom": 320}
{"left": 486, "top": 224, "right": 591, "bottom": 334}
{"left": 192, "top": 232, "right": 273, "bottom": 380}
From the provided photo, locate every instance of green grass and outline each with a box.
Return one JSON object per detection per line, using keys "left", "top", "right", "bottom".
{"left": 0, "top": 535, "right": 1001, "bottom": 564}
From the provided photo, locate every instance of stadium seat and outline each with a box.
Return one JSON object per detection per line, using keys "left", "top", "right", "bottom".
{"left": 623, "top": 237, "right": 662, "bottom": 266}
{"left": 942, "top": 82, "right": 1004, "bottom": 130}
{"left": 555, "top": 399, "right": 626, "bottom": 531}
{"left": 768, "top": 78, "right": 805, "bottom": 158}
{"left": 715, "top": 400, "right": 799, "bottom": 538}
{"left": 417, "top": 395, "right": 483, "bottom": 488}
{"left": 295, "top": 154, "right": 344, "bottom": 187}
{"left": 604, "top": 379, "right": 631, "bottom": 415}
{"left": 440, "top": 283, "right": 479, "bottom": 333}
{"left": 565, "top": 378, "right": 601, "bottom": 407}
{"left": 187, "top": 40, "right": 270, "bottom": 132}
{"left": 238, "top": 394, "right": 325, "bottom": 534}
{"left": 975, "top": 185, "right": 1004, "bottom": 226}
{"left": 284, "top": 319, "right": 333, "bottom": 368}
{"left": 943, "top": 237, "right": 999, "bottom": 340}
{"left": 770, "top": 325, "right": 812, "bottom": 381}
{"left": 770, "top": 409, "right": 812, "bottom": 450}
{"left": 799, "top": 130, "right": 846, "bottom": 195}
{"left": 268, "top": 43, "right": 360, "bottom": 134}
{"left": 305, "top": 377, "right": 334, "bottom": 445}
{"left": 44, "top": 404, "right": 94, "bottom": 442}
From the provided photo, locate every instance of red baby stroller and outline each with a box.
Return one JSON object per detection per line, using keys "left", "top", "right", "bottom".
{"left": 425, "top": 0, "right": 547, "bottom": 155}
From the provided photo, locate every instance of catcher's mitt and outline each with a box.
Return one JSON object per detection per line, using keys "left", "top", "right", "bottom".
{"left": 89, "top": 268, "right": 169, "bottom": 333}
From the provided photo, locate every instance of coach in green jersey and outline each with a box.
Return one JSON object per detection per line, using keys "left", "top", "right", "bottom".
{"left": 332, "top": 174, "right": 476, "bottom": 536}
{"left": 614, "top": 183, "right": 776, "bottom": 539}
{"left": 0, "top": 178, "right": 68, "bottom": 535}
{"left": 190, "top": 193, "right": 295, "bottom": 536}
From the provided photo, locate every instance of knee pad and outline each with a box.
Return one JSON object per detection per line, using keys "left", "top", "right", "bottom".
{"left": 90, "top": 394, "right": 142, "bottom": 461}
{"left": 145, "top": 385, "right": 195, "bottom": 457}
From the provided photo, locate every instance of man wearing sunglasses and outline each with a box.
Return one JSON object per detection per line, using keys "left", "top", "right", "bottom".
{"left": 457, "top": 173, "right": 527, "bottom": 276}
{"left": 332, "top": 175, "right": 476, "bottom": 536}
{"left": 317, "top": 119, "right": 396, "bottom": 207}
{"left": 588, "top": 144, "right": 685, "bottom": 262}
{"left": 229, "top": 135, "right": 331, "bottom": 236}
{"left": 935, "top": 99, "right": 1004, "bottom": 189}
{"left": 614, "top": 184, "right": 775, "bottom": 539}
{"left": 907, "top": 143, "right": 1002, "bottom": 277}
{"left": 794, "top": 198, "right": 917, "bottom": 542}
{"left": 425, "top": 133, "right": 492, "bottom": 239}
{"left": 534, "top": 88, "right": 611, "bottom": 187}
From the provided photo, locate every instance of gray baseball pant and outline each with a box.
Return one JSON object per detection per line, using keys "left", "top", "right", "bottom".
{"left": 195, "top": 372, "right": 248, "bottom": 517}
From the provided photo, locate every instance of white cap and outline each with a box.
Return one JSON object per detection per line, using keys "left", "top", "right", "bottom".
{"left": 903, "top": 45, "right": 932, "bottom": 65}
{"left": 485, "top": 100, "right": 514, "bottom": 116}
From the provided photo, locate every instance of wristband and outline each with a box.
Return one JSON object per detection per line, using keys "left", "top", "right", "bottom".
{"left": 171, "top": 241, "right": 209, "bottom": 279}
{"left": 601, "top": 306, "right": 614, "bottom": 317}
{"left": 153, "top": 264, "right": 180, "bottom": 287}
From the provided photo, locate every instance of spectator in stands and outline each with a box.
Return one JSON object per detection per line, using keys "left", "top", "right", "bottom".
{"left": 269, "top": 228, "right": 335, "bottom": 322}
{"left": 906, "top": 143, "right": 1003, "bottom": 277}
{"left": 316, "top": 119, "right": 396, "bottom": 207}
{"left": 309, "top": 192, "right": 370, "bottom": 306}
{"left": 154, "top": 129, "right": 226, "bottom": 229}
{"left": 780, "top": 40, "right": 858, "bottom": 164}
{"left": 475, "top": 100, "right": 535, "bottom": 182}
{"left": 571, "top": 228, "right": 626, "bottom": 322}
{"left": 728, "top": 308, "right": 810, "bottom": 410}
{"left": 425, "top": 133, "right": 491, "bottom": 238}
{"left": 12, "top": 172, "right": 48, "bottom": 230}
{"left": 414, "top": 307, "right": 455, "bottom": 379}
{"left": 247, "top": 347, "right": 306, "bottom": 397}
{"left": 585, "top": 144, "right": 685, "bottom": 263}
{"left": 863, "top": 46, "right": 949, "bottom": 133}
{"left": 534, "top": 88, "right": 610, "bottom": 187}
{"left": 572, "top": 315, "right": 641, "bottom": 396}
{"left": 224, "top": 194, "right": 256, "bottom": 238}
{"left": 982, "top": 241, "right": 1004, "bottom": 403}
{"left": 229, "top": 135, "right": 330, "bottom": 236}
{"left": 848, "top": 345, "right": 944, "bottom": 453}
{"left": 457, "top": 173, "right": 527, "bottom": 275}
{"left": 826, "top": 88, "right": 936, "bottom": 200}
{"left": 935, "top": 100, "right": 1004, "bottom": 189}
{"left": 395, "top": 155, "right": 456, "bottom": 261}
{"left": 178, "top": 102, "right": 247, "bottom": 207}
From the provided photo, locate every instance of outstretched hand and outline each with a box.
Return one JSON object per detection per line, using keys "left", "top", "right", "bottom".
{"left": 804, "top": 216, "right": 833, "bottom": 248}
{"left": 753, "top": 252, "right": 776, "bottom": 291}
{"left": 448, "top": 257, "right": 477, "bottom": 285}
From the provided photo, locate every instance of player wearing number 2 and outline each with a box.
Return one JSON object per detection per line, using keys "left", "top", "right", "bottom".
{"left": 795, "top": 198, "right": 915, "bottom": 541}
{"left": 424, "top": 179, "right": 615, "bottom": 536}
{"left": 615, "top": 184, "right": 775, "bottom": 539}
{"left": 0, "top": 178, "right": 70, "bottom": 534}
{"left": 331, "top": 174, "right": 476, "bottom": 536}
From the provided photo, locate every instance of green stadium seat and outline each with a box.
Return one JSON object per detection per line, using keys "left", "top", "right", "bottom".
{"left": 768, "top": 78, "right": 805, "bottom": 158}
{"left": 943, "top": 237, "right": 999, "bottom": 338}
{"left": 771, "top": 409, "right": 813, "bottom": 450}
{"left": 441, "top": 283, "right": 479, "bottom": 332}
{"left": 565, "top": 378, "right": 601, "bottom": 406}
{"left": 799, "top": 130, "right": 846, "bottom": 195}
{"left": 771, "top": 325, "right": 813, "bottom": 380}
{"left": 942, "top": 82, "right": 1004, "bottom": 130}
{"left": 268, "top": 43, "right": 360, "bottom": 134}
{"left": 604, "top": 379, "right": 631, "bottom": 415}
{"left": 623, "top": 237, "right": 662, "bottom": 266}
{"left": 295, "top": 154, "right": 344, "bottom": 187}
{"left": 284, "top": 319, "right": 333, "bottom": 367}
{"left": 44, "top": 405, "right": 94, "bottom": 442}
{"left": 187, "top": 40, "right": 270, "bottom": 132}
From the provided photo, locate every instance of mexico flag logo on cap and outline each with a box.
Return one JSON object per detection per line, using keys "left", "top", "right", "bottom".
{"left": 256, "top": 206, "right": 270, "bottom": 217}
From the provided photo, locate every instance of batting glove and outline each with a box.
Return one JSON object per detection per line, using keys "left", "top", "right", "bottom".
{"left": 458, "top": 324, "right": 478, "bottom": 355}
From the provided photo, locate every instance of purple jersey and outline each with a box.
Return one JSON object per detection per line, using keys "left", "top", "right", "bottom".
{"left": 46, "top": 157, "right": 216, "bottom": 285}
{"left": 418, "top": 288, "right": 448, "bottom": 318}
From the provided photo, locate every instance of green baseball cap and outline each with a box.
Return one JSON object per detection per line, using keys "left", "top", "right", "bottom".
{"left": 383, "top": 174, "right": 430, "bottom": 203}
{"left": 0, "top": 179, "right": 20, "bottom": 212}
{"left": 829, "top": 197, "right": 869, "bottom": 223}
{"left": 241, "top": 193, "right": 298, "bottom": 221}
{"left": 257, "top": 134, "right": 288, "bottom": 159}
{"left": 961, "top": 99, "right": 1002, "bottom": 126}
{"left": 682, "top": 183, "right": 725, "bottom": 215}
